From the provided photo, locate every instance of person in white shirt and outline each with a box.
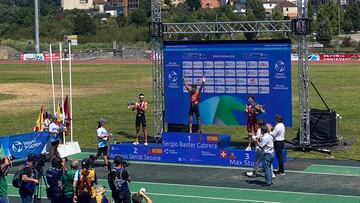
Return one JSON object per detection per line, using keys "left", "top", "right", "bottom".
{"left": 255, "top": 124, "right": 274, "bottom": 186}
{"left": 246, "top": 119, "right": 275, "bottom": 178}
{"left": 269, "top": 114, "right": 285, "bottom": 175}
{"left": 49, "top": 115, "right": 61, "bottom": 159}
{"left": 42, "top": 112, "right": 51, "bottom": 131}
{"left": 96, "top": 118, "right": 112, "bottom": 166}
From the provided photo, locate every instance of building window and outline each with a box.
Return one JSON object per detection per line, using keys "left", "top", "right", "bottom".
{"left": 286, "top": 8, "right": 289, "bottom": 11}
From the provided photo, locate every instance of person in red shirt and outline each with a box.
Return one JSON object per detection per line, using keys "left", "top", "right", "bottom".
{"left": 183, "top": 77, "right": 205, "bottom": 133}
{"left": 245, "top": 95, "right": 258, "bottom": 151}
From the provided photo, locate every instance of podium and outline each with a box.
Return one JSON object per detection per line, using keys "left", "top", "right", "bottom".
{"left": 109, "top": 132, "right": 287, "bottom": 169}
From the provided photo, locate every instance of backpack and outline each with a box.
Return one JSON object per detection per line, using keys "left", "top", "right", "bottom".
{"left": 77, "top": 169, "right": 95, "bottom": 197}
{"left": 108, "top": 168, "right": 124, "bottom": 192}
{"left": 12, "top": 165, "right": 31, "bottom": 188}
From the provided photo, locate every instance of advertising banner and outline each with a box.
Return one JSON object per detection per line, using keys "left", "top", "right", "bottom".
{"left": 163, "top": 40, "right": 292, "bottom": 127}
{"left": 319, "top": 54, "right": 354, "bottom": 61}
{"left": 20, "top": 53, "right": 61, "bottom": 61}
{"left": 0, "top": 131, "right": 50, "bottom": 159}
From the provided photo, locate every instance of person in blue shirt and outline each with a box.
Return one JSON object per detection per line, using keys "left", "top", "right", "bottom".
{"left": 108, "top": 156, "right": 131, "bottom": 203}
{"left": 96, "top": 119, "right": 112, "bottom": 167}
{"left": 19, "top": 154, "right": 39, "bottom": 203}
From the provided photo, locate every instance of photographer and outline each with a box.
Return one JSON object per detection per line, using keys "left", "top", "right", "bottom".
{"left": 19, "top": 153, "right": 39, "bottom": 203}
{"left": 0, "top": 156, "right": 11, "bottom": 203}
{"left": 108, "top": 156, "right": 131, "bottom": 203}
{"left": 45, "top": 157, "right": 64, "bottom": 203}
{"left": 132, "top": 188, "right": 152, "bottom": 203}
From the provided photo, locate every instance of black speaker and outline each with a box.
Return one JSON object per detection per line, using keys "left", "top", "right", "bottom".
{"left": 167, "top": 123, "right": 198, "bottom": 133}
{"left": 310, "top": 109, "right": 337, "bottom": 144}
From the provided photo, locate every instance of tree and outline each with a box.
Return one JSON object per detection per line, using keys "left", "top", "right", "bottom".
{"left": 316, "top": 16, "right": 333, "bottom": 48}
{"left": 272, "top": 6, "right": 284, "bottom": 39}
{"left": 245, "top": 0, "right": 266, "bottom": 20}
{"left": 272, "top": 6, "right": 283, "bottom": 20}
{"left": 115, "top": 14, "right": 126, "bottom": 27}
{"left": 317, "top": 3, "right": 340, "bottom": 36}
{"left": 244, "top": 8, "right": 257, "bottom": 40}
{"left": 185, "top": 0, "right": 201, "bottom": 11}
{"left": 73, "top": 11, "right": 96, "bottom": 35}
{"left": 342, "top": 15, "right": 353, "bottom": 34}
{"left": 346, "top": 2, "right": 360, "bottom": 32}
{"left": 128, "top": 7, "right": 147, "bottom": 26}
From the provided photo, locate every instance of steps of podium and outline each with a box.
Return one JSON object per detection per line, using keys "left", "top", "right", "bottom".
{"left": 109, "top": 132, "right": 287, "bottom": 168}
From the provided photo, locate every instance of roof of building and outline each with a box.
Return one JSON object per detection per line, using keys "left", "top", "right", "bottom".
{"left": 93, "top": 0, "right": 107, "bottom": 4}
{"left": 277, "top": 1, "right": 296, "bottom": 7}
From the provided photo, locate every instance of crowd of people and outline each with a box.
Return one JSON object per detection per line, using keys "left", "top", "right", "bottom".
{"left": 0, "top": 153, "right": 152, "bottom": 203}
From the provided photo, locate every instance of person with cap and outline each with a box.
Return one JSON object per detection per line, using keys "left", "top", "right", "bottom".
{"left": 49, "top": 115, "right": 62, "bottom": 160}
{"left": 108, "top": 156, "right": 131, "bottom": 203}
{"left": 182, "top": 77, "right": 205, "bottom": 133}
{"left": 96, "top": 118, "right": 112, "bottom": 166}
{"left": 19, "top": 153, "right": 39, "bottom": 203}
{"left": 73, "top": 158, "right": 97, "bottom": 203}
{"left": 132, "top": 94, "right": 148, "bottom": 146}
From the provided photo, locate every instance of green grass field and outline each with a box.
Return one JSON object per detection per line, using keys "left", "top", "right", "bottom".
{"left": 0, "top": 63, "right": 359, "bottom": 160}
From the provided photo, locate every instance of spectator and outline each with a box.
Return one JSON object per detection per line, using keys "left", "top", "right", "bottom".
{"left": 45, "top": 157, "right": 64, "bottom": 203}
{"left": 73, "top": 158, "right": 97, "bottom": 203}
{"left": 0, "top": 156, "right": 11, "bottom": 203}
{"left": 254, "top": 125, "right": 274, "bottom": 186}
{"left": 61, "top": 160, "right": 79, "bottom": 203}
{"left": 108, "top": 156, "right": 131, "bottom": 203}
{"left": 131, "top": 188, "right": 152, "bottom": 203}
{"left": 95, "top": 185, "right": 110, "bottom": 203}
{"left": 19, "top": 153, "right": 39, "bottom": 203}
{"left": 270, "top": 114, "right": 286, "bottom": 175}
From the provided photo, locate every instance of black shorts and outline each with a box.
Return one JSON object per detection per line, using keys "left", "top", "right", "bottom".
{"left": 136, "top": 114, "right": 146, "bottom": 128}
{"left": 189, "top": 104, "right": 200, "bottom": 118}
{"left": 51, "top": 140, "right": 60, "bottom": 146}
{"left": 97, "top": 146, "right": 108, "bottom": 156}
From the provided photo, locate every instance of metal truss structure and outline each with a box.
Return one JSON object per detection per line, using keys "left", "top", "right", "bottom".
{"left": 163, "top": 20, "right": 292, "bottom": 34}
{"left": 296, "top": 0, "right": 311, "bottom": 146}
{"left": 150, "top": 0, "right": 310, "bottom": 146}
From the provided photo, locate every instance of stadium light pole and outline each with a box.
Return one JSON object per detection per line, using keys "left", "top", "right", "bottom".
{"left": 34, "top": 0, "right": 40, "bottom": 54}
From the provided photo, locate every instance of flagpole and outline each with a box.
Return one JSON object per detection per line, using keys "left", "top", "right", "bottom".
{"left": 59, "top": 42, "right": 65, "bottom": 144}
{"left": 50, "top": 44, "right": 56, "bottom": 115}
{"left": 68, "top": 41, "right": 74, "bottom": 142}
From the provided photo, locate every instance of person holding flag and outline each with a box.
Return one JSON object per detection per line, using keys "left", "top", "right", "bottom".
{"left": 34, "top": 105, "right": 44, "bottom": 132}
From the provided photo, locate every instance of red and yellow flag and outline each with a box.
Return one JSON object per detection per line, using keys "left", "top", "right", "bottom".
{"left": 34, "top": 105, "right": 44, "bottom": 132}
{"left": 56, "top": 101, "right": 61, "bottom": 125}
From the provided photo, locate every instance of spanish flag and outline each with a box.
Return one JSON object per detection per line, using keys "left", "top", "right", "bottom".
{"left": 56, "top": 101, "right": 61, "bottom": 125}
{"left": 34, "top": 105, "right": 44, "bottom": 132}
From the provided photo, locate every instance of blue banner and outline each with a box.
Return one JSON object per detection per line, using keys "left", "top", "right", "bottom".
{"left": 163, "top": 40, "right": 292, "bottom": 127}
{"left": 0, "top": 131, "right": 50, "bottom": 159}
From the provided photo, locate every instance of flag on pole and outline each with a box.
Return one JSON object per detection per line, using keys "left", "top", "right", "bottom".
{"left": 63, "top": 95, "right": 71, "bottom": 136}
{"left": 34, "top": 105, "right": 44, "bottom": 132}
{"left": 56, "top": 101, "right": 61, "bottom": 125}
